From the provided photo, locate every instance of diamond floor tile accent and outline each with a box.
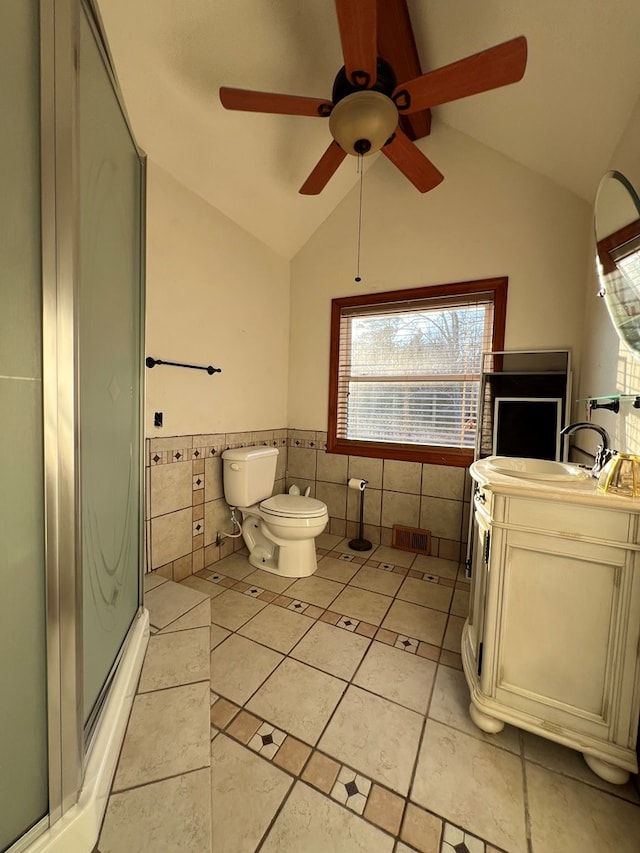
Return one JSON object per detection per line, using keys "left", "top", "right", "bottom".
{"left": 442, "top": 821, "right": 485, "bottom": 853}
{"left": 330, "top": 766, "right": 372, "bottom": 815}
{"left": 395, "top": 634, "right": 418, "bottom": 653}
{"left": 248, "top": 722, "right": 287, "bottom": 759}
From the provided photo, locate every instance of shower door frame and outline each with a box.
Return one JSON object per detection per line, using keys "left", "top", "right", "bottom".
{"left": 39, "top": 0, "right": 146, "bottom": 830}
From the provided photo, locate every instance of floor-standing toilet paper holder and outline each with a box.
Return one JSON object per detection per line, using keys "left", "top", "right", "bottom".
{"left": 348, "top": 478, "right": 372, "bottom": 552}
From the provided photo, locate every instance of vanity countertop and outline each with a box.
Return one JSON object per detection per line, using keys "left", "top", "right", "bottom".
{"left": 471, "top": 457, "right": 640, "bottom": 511}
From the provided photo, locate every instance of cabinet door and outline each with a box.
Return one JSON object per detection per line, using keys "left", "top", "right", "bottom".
{"left": 467, "top": 507, "right": 490, "bottom": 674}
{"left": 491, "top": 529, "right": 626, "bottom": 740}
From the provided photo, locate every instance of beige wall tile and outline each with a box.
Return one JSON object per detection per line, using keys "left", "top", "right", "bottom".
{"left": 150, "top": 461, "right": 193, "bottom": 518}
{"left": 287, "top": 446, "right": 317, "bottom": 480}
{"left": 383, "top": 459, "right": 422, "bottom": 494}
{"left": 205, "top": 455, "right": 224, "bottom": 502}
{"left": 345, "top": 520, "right": 359, "bottom": 538}
{"left": 316, "top": 481, "right": 347, "bottom": 519}
{"left": 285, "top": 476, "right": 315, "bottom": 497}
{"left": 193, "top": 433, "right": 224, "bottom": 449}
{"left": 192, "top": 548, "right": 204, "bottom": 572}
{"left": 204, "top": 498, "right": 233, "bottom": 547}
{"left": 144, "top": 467, "right": 151, "bottom": 521}
{"left": 204, "top": 543, "right": 220, "bottom": 566}
{"left": 381, "top": 491, "right": 420, "bottom": 528}
{"left": 329, "top": 517, "right": 346, "bottom": 536}
{"left": 419, "top": 496, "right": 463, "bottom": 541}
{"left": 317, "top": 451, "right": 348, "bottom": 484}
{"left": 151, "top": 508, "right": 193, "bottom": 569}
{"left": 461, "top": 502, "right": 471, "bottom": 543}
{"left": 362, "top": 524, "right": 381, "bottom": 545}
{"left": 173, "top": 553, "right": 193, "bottom": 582}
{"left": 438, "top": 539, "right": 462, "bottom": 562}
{"left": 155, "top": 562, "right": 174, "bottom": 580}
{"left": 348, "top": 455, "right": 383, "bottom": 489}
{"left": 275, "top": 447, "right": 286, "bottom": 480}
{"left": 421, "top": 463, "right": 465, "bottom": 499}
{"left": 347, "top": 486, "right": 381, "bottom": 525}
{"left": 463, "top": 470, "right": 473, "bottom": 501}
{"left": 149, "top": 435, "right": 193, "bottom": 452}
{"left": 192, "top": 503, "right": 205, "bottom": 521}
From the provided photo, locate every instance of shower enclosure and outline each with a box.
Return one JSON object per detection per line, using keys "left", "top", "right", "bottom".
{"left": 1, "top": 1, "right": 147, "bottom": 851}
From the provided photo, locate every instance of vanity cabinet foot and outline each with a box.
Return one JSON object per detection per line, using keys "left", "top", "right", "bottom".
{"left": 469, "top": 702, "right": 505, "bottom": 734}
{"left": 583, "top": 754, "right": 630, "bottom": 785}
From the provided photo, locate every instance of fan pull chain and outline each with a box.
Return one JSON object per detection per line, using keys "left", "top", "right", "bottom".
{"left": 355, "top": 155, "right": 364, "bottom": 282}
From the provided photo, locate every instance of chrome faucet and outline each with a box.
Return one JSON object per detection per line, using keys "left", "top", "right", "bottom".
{"left": 560, "top": 422, "right": 614, "bottom": 477}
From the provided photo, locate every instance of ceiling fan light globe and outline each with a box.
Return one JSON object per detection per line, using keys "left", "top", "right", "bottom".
{"left": 329, "top": 91, "right": 398, "bottom": 156}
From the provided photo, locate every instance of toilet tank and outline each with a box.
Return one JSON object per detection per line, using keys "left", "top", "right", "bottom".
{"left": 222, "top": 446, "right": 278, "bottom": 507}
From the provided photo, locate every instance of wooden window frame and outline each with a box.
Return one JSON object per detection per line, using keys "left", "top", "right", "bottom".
{"left": 327, "top": 277, "right": 508, "bottom": 467}
{"left": 597, "top": 219, "right": 640, "bottom": 275}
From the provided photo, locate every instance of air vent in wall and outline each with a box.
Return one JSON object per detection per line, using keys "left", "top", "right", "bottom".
{"left": 392, "top": 524, "right": 431, "bottom": 555}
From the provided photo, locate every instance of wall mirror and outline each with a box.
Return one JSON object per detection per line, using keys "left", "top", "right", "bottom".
{"left": 594, "top": 170, "right": 640, "bottom": 357}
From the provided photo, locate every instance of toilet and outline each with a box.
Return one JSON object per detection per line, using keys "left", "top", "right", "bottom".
{"left": 222, "top": 445, "right": 328, "bottom": 577}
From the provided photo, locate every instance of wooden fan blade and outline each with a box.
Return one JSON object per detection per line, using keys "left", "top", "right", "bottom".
{"left": 382, "top": 129, "right": 444, "bottom": 193}
{"left": 393, "top": 36, "right": 527, "bottom": 114}
{"left": 299, "top": 141, "right": 347, "bottom": 195}
{"left": 376, "top": 0, "right": 431, "bottom": 141}
{"left": 220, "top": 87, "right": 331, "bottom": 117}
{"left": 335, "top": 0, "right": 377, "bottom": 87}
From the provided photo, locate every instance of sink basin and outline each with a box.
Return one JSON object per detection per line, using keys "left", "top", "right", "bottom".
{"left": 486, "top": 457, "right": 591, "bottom": 481}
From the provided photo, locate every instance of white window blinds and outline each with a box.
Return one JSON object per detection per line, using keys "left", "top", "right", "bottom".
{"left": 336, "top": 292, "right": 496, "bottom": 449}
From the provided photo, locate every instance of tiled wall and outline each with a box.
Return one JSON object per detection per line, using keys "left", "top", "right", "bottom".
{"left": 146, "top": 427, "right": 471, "bottom": 579}
{"left": 146, "top": 430, "right": 288, "bottom": 578}
{"left": 287, "top": 430, "right": 471, "bottom": 562}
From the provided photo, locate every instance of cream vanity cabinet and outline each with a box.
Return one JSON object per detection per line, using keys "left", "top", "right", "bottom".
{"left": 462, "top": 459, "right": 640, "bottom": 784}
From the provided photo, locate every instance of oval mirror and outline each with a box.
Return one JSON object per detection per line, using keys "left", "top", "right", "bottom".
{"left": 594, "top": 171, "right": 640, "bottom": 357}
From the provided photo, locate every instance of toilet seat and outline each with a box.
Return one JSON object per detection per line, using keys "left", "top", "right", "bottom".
{"left": 260, "top": 494, "right": 327, "bottom": 519}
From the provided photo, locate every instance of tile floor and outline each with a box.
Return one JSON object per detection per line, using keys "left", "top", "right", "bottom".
{"left": 97, "top": 534, "right": 640, "bottom": 852}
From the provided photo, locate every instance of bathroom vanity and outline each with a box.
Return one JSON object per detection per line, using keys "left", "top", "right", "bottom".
{"left": 463, "top": 457, "right": 640, "bottom": 783}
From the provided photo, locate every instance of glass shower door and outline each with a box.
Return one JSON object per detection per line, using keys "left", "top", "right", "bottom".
{"left": 0, "top": 0, "right": 48, "bottom": 848}
{"left": 78, "top": 7, "right": 144, "bottom": 730}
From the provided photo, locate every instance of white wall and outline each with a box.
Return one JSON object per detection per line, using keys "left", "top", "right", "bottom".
{"left": 288, "top": 123, "right": 592, "bottom": 430}
{"left": 145, "top": 161, "right": 290, "bottom": 436}
{"left": 577, "top": 97, "right": 640, "bottom": 456}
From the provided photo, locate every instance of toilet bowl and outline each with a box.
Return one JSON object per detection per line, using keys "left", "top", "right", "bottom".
{"left": 222, "top": 446, "right": 328, "bottom": 578}
{"left": 239, "top": 494, "right": 328, "bottom": 577}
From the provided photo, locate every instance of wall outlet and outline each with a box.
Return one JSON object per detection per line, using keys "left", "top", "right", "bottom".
{"left": 154, "top": 412, "right": 163, "bottom": 428}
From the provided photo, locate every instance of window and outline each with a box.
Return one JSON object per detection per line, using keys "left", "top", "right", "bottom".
{"left": 328, "top": 278, "right": 508, "bottom": 466}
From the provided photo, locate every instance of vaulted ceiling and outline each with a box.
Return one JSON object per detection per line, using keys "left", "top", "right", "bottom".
{"left": 97, "top": 0, "right": 640, "bottom": 259}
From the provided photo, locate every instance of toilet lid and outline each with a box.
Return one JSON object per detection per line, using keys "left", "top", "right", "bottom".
{"left": 260, "top": 494, "right": 327, "bottom": 519}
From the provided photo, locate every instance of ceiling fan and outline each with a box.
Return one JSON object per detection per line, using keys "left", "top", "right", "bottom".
{"left": 219, "top": 0, "right": 527, "bottom": 195}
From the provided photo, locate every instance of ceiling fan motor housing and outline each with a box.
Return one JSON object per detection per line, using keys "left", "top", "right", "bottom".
{"left": 331, "top": 57, "right": 398, "bottom": 103}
